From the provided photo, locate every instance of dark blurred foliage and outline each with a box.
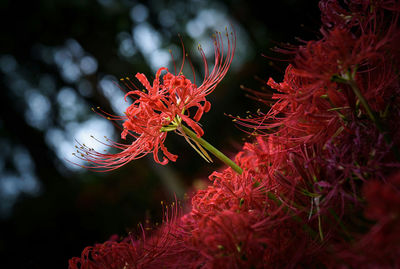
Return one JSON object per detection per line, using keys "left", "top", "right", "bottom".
{"left": 0, "top": 0, "right": 320, "bottom": 267}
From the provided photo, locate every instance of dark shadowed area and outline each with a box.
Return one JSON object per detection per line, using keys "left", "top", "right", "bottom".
{"left": 0, "top": 0, "right": 320, "bottom": 267}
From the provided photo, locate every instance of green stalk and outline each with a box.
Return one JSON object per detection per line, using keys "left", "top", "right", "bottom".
{"left": 348, "top": 78, "right": 400, "bottom": 159}
{"left": 328, "top": 209, "right": 353, "bottom": 241}
{"left": 333, "top": 73, "right": 400, "bottom": 161}
{"left": 346, "top": 79, "right": 384, "bottom": 132}
{"left": 267, "top": 192, "right": 319, "bottom": 240}
{"left": 180, "top": 124, "right": 243, "bottom": 175}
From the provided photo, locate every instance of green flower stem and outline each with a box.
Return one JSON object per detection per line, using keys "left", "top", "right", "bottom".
{"left": 349, "top": 79, "right": 400, "bottom": 161}
{"left": 180, "top": 124, "right": 243, "bottom": 175}
{"left": 328, "top": 209, "right": 353, "bottom": 241}
{"left": 346, "top": 79, "right": 384, "bottom": 132}
{"left": 334, "top": 74, "right": 400, "bottom": 161}
{"left": 267, "top": 192, "right": 319, "bottom": 240}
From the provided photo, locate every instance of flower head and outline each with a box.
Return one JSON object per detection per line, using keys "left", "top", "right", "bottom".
{"left": 73, "top": 29, "right": 235, "bottom": 171}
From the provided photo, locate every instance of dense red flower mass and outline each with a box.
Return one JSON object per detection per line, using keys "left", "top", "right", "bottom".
{"left": 70, "top": 0, "right": 400, "bottom": 268}
{"left": 73, "top": 30, "right": 235, "bottom": 171}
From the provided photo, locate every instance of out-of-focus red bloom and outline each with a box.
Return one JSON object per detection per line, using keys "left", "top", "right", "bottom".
{"left": 326, "top": 172, "right": 400, "bottom": 268}
{"left": 73, "top": 30, "right": 235, "bottom": 171}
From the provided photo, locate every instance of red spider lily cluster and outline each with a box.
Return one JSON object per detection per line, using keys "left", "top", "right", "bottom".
{"left": 72, "top": 30, "right": 235, "bottom": 171}
{"left": 70, "top": 0, "right": 400, "bottom": 268}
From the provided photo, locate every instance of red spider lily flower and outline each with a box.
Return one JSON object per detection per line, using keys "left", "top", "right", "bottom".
{"left": 292, "top": 25, "right": 399, "bottom": 94}
{"left": 73, "top": 29, "right": 235, "bottom": 171}
{"left": 237, "top": 64, "right": 343, "bottom": 148}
